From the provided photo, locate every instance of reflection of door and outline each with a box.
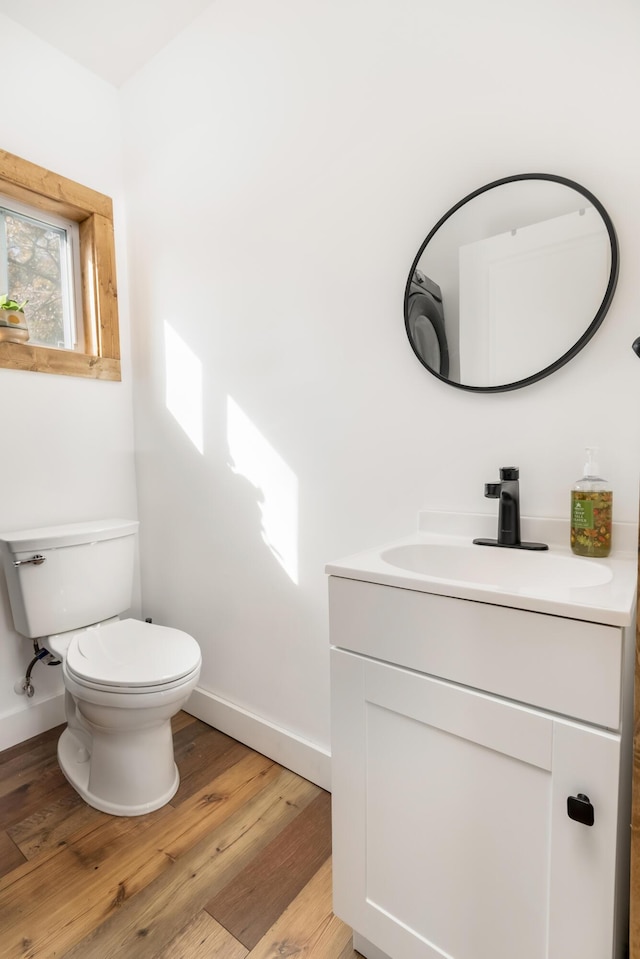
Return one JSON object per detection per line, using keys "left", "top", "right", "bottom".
{"left": 458, "top": 207, "right": 609, "bottom": 386}
{"left": 332, "top": 648, "right": 622, "bottom": 959}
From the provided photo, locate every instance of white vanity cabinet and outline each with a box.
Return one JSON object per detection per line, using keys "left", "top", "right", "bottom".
{"left": 328, "top": 575, "right": 635, "bottom": 959}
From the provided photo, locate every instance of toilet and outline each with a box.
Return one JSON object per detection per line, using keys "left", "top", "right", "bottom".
{"left": 0, "top": 518, "right": 201, "bottom": 816}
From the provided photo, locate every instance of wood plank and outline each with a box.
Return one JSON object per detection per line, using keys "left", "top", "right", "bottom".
{"left": 0, "top": 148, "right": 113, "bottom": 220}
{"left": 60, "top": 767, "right": 320, "bottom": 959}
{"left": 0, "top": 725, "right": 62, "bottom": 769}
{"left": 1, "top": 748, "right": 272, "bottom": 893}
{"left": 172, "top": 716, "right": 235, "bottom": 763}
{"left": 245, "top": 858, "right": 352, "bottom": 959}
{"left": 0, "top": 738, "right": 60, "bottom": 784}
{"left": 0, "top": 731, "right": 62, "bottom": 793}
{"left": 79, "top": 213, "right": 120, "bottom": 361}
{"left": 0, "top": 793, "right": 173, "bottom": 896}
{"left": 7, "top": 791, "right": 106, "bottom": 861}
{"left": 151, "top": 911, "right": 248, "bottom": 959}
{"left": 0, "top": 751, "right": 277, "bottom": 958}
{"left": 171, "top": 711, "right": 198, "bottom": 735}
{"left": 205, "top": 789, "right": 332, "bottom": 948}
{"left": 0, "top": 761, "right": 71, "bottom": 831}
{"left": 172, "top": 725, "right": 251, "bottom": 805}
{"left": 0, "top": 831, "right": 26, "bottom": 880}
{"left": 0, "top": 341, "right": 121, "bottom": 380}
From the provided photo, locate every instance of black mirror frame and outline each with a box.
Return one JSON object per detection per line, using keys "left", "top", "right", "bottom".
{"left": 403, "top": 173, "right": 619, "bottom": 393}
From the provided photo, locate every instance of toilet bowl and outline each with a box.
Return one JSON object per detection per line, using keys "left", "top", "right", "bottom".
{"left": 0, "top": 518, "right": 202, "bottom": 817}
{"left": 49, "top": 618, "right": 201, "bottom": 816}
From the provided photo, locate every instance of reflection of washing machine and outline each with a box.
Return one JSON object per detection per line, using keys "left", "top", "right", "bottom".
{"left": 405, "top": 270, "right": 449, "bottom": 377}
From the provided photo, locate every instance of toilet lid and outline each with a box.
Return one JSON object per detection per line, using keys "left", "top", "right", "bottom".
{"left": 65, "top": 619, "right": 201, "bottom": 689}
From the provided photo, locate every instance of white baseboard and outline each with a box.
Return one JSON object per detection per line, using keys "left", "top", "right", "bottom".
{"left": 0, "top": 693, "right": 65, "bottom": 752}
{"left": 185, "top": 687, "right": 331, "bottom": 791}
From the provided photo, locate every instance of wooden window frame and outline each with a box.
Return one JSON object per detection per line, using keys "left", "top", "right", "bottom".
{"left": 0, "top": 149, "right": 121, "bottom": 381}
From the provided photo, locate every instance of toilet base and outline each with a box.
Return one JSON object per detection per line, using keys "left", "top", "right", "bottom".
{"left": 58, "top": 725, "right": 180, "bottom": 817}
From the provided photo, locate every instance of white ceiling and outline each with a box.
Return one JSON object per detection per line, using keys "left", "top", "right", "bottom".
{"left": 0, "top": 0, "right": 212, "bottom": 87}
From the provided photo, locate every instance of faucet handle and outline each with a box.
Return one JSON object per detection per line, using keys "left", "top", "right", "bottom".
{"left": 499, "top": 467, "right": 519, "bottom": 481}
{"left": 484, "top": 483, "right": 501, "bottom": 498}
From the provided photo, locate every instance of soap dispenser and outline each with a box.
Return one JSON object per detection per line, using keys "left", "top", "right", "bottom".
{"left": 570, "top": 447, "right": 613, "bottom": 557}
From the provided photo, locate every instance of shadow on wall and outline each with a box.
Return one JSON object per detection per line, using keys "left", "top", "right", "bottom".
{"left": 226, "top": 395, "right": 298, "bottom": 584}
{"left": 164, "top": 321, "right": 299, "bottom": 585}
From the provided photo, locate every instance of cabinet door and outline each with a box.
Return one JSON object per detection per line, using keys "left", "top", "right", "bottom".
{"left": 331, "top": 649, "right": 622, "bottom": 959}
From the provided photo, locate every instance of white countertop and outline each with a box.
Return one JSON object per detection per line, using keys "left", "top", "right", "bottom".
{"left": 326, "top": 511, "right": 638, "bottom": 627}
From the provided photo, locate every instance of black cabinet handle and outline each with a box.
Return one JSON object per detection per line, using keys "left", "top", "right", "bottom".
{"left": 567, "top": 793, "right": 594, "bottom": 826}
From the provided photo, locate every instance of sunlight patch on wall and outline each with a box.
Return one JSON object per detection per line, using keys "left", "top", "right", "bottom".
{"left": 164, "top": 321, "right": 204, "bottom": 454}
{"left": 227, "top": 395, "right": 298, "bottom": 584}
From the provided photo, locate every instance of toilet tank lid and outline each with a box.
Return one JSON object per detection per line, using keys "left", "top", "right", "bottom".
{"left": 0, "top": 518, "right": 139, "bottom": 554}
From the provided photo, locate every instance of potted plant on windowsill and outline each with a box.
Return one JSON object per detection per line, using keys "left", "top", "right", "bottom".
{"left": 0, "top": 296, "right": 29, "bottom": 343}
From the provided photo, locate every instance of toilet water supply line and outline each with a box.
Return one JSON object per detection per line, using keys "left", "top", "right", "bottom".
{"left": 15, "top": 619, "right": 153, "bottom": 697}
{"left": 15, "top": 638, "right": 61, "bottom": 698}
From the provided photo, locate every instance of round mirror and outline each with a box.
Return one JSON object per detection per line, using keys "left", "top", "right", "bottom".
{"left": 404, "top": 174, "right": 619, "bottom": 392}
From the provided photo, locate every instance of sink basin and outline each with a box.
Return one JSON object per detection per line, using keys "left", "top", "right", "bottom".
{"left": 381, "top": 543, "right": 613, "bottom": 590}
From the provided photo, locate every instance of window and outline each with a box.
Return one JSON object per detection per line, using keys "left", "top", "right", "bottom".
{"left": 0, "top": 148, "right": 121, "bottom": 380}
{"left": 0, "top": 195, "right": 83, "bottom": 351}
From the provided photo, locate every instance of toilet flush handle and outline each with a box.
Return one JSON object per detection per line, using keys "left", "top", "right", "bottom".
{"left": 13, "top": 554, "right": 46, "bottom": 567}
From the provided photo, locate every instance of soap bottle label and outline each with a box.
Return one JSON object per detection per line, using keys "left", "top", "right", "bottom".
{"left": 571, "top": 498, "right": 593, "bottom": 529}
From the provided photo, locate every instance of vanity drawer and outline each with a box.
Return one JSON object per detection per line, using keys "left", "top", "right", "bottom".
{"left": 328, "top": 576, "right": 623, "bottom": 729}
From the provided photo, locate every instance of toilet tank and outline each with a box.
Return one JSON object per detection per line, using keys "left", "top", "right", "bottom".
{"left": 0, "top": 519, "right": 139, "bottom": 638}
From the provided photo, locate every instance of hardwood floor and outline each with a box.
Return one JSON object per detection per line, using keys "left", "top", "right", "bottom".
{"left": 0, "top": 712, "right": 361, "bottom": 959}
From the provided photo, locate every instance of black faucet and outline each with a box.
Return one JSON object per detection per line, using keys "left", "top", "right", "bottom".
{"left": 473, "top": 467, "right": 548, "bottom": 551}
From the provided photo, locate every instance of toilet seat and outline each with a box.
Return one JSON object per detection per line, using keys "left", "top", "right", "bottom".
{"left": 64, "top": 618, "right": 201, "bottom": 691}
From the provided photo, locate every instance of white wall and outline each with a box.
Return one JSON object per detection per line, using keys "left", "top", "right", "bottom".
{"left": 0, "top": 14, "right": 139, "bottom": 748}
{"left": 120, "top": 0, "right": 640, "bottom": 773}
